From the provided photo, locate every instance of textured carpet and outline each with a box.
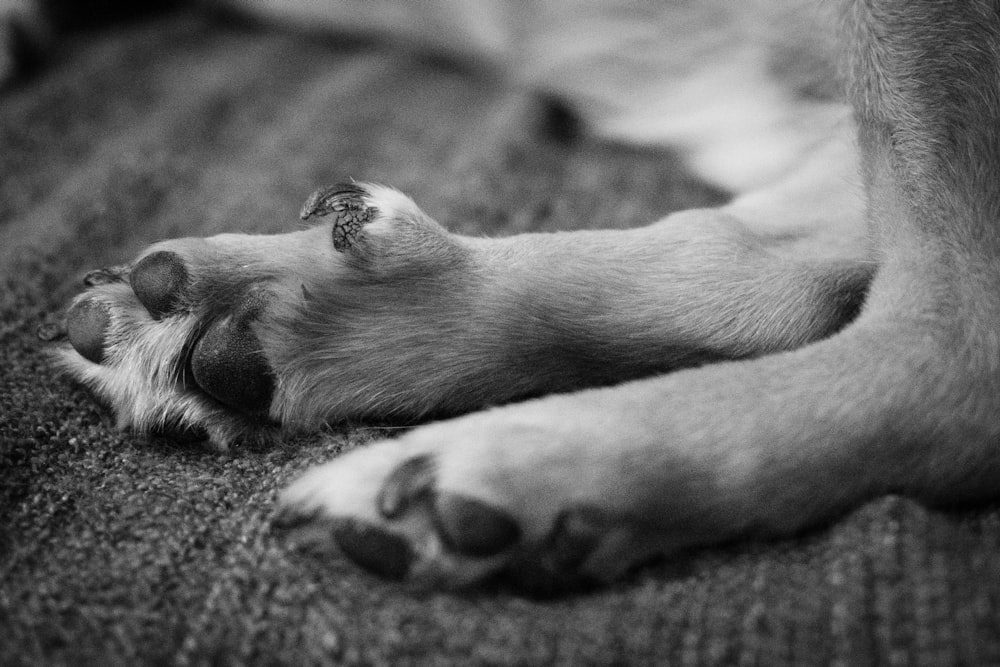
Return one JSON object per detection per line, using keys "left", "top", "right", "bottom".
{"left": 2, "top": 10, "right": 1000, "bottom": 666}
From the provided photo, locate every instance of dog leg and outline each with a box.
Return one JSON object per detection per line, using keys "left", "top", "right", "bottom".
{"left": 276, "top": 0, "right": 1000, "bottom": 591}
{"left": 56, "top": 180, "right": 870, "bottom": 448}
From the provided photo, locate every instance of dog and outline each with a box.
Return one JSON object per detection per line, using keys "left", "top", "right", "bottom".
{"left": 30, "top": 0, "right": 1000, "bottom": 591}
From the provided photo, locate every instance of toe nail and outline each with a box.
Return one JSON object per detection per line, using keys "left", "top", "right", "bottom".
{"left": 66, "top": 298, "right": 110, "bottom": 363}
{"left": 377, "top": 455, "right": 435, "bottom": 518}
{"left": 83, "top": 266, "right": 127, "bottom": 287}
{"left": 333, "top": 521, "right": 413, "bottom": 581}
{"left": 36, "top": 321, "right": 65, "bottom": 342}
{"left": 131, "top": 251, "right": 189, "bottom": 319}
{"left": 433, "top": 493, "right": 521, "bottom": 557}
{"left": 270, "top": 507, "right": 320, "bottom": 533}
{"left": 299, "top": 182, "right": 368, "bottom": 220}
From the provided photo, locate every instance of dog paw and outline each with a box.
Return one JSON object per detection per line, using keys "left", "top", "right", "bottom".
{"left": 52, "top": 183, "right": 464, "bottom": 449}
{"left": 274, "top": 399, "right": 688, "bottom": 592}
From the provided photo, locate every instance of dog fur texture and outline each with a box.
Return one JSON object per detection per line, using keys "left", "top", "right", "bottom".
{"left": 34, "top": 0, "right": 1000, "bottom": 590}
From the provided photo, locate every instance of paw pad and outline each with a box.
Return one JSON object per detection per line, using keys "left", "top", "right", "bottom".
{"left": 66, "top": 298, "right": 110, "bottom": 364}
{"left": 130, "top": 251, "right": 190, "bottom": 319}
{"left": 190, "top": 286, "right": 275, "bottom": 415}
{"left": 375, "top": 454, "right": 521, "bottom": 557}
{"left": 543, "top": 506, "right": 610, "bottom": 571}
{"left": 432, "top": 493, "right": 522, "bottom": 557}
{"left": 332, "top": 521, "right": 415, "bottom": 581}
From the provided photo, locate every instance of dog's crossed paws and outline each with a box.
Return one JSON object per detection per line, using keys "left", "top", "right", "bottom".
{"left": 51, "top": 182, "right": 669, "bottom": 591}
{"left": 40, "top": 0, "right": 1000, "bottom": 596}
{"left": 52, "top": 178, "right": 882, "bottom": 592}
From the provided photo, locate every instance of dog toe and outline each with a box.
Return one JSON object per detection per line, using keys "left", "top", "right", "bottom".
{"left": 376, "top": 455, "right": 522, "bottom": 557}
{"left": 66, "top": 297, "right": 110, "bottom": 364}
{"left": 130, "top": 250, "right": 190, "bottom": 319}
{"left": 190, "top": 287, "right": 275, "bottom": 415}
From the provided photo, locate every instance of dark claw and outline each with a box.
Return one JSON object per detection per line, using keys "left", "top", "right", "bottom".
{"left": 270, "top": 506, "right": 322, "bottom": 533}
{"left": 432, "top": 493, "right": 521, "bottom": 558}
{"left": 36, "top": 321, "right": 65, "bottom": 342}
{"left": 83, "top": 265, "right": 128, "bottom": 287}
{"left": 299, "top": 183, "right": 368, "bottom": 220}
{"left": 66, "top": 298, "right": 110, "bottom": 363}
{"left": 130, "top": 251, "right": 190, "bottom": 320}
{"left": 190, "top": 287, "right": 275, "bottom": 415}
{"left": 333, "top": 521, "right": 414, "bottom": 581}
{"left": 377, "top": 455, "right": 436, "bottom": 518}
{"left": 299, "top": 183, "right": 377, "bottom": 252}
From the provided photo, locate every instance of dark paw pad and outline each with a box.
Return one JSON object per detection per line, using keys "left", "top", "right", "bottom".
{"left": 67, "top": 298, "right": 110, "bottom": 364}
{"left": 333, "top": 521, "right": 414, "bottom": 581}
{"left": 432, "top": 493, "right": 521, "bottom": 557}
{"left": 503, "top": 506, "right": 611, "bottom": 596}
{"left": 190, "top": 288, "right": 275, "bottom": 414}
{"left": 130, "top": 251, "right": 190, "bottom": 319}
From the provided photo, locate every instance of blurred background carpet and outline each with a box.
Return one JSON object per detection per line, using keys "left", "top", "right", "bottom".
{"left": 2, "top": 9, "right": 999, "bottom": 665}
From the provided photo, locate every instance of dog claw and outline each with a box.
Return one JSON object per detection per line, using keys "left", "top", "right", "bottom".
{"left": 299, "top": 183, "right": 366, "bottom": 219}
{"left": 299, "top": 183, "right": 378, "bottom": 252}
{"left": 36, "top": 321, "right": 65, "bottom": 342}
{"left": 270, "top": 506, "right": 321, "bottom": 533}
{"left": 377, "top": 455, "right": 436, "bottom": 518}
{"left": 83, "top": 266, "right": 128, "bottom": 287}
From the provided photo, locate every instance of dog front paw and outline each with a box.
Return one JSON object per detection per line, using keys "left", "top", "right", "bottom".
{"left": 273, "top": 400, "right": 689, "bottom": 593}
{"left": 51, "top": 183, "right": 469, "bottom": 448}
{"left": 58, "top": 240, "right": 289, "bottom": 448}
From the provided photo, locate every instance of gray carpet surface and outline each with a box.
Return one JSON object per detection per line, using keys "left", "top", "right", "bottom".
{"left": 2, "top": 10, "right": 999, "bottom": 666}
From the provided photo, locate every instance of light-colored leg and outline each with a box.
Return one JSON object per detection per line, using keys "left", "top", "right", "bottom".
{"left": 57, "top": 181, "right": 870, "bottom": 448}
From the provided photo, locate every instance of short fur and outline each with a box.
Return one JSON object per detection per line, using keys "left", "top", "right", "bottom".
{"left": 45, "top": 0, "right": 1000, "bottom": 589}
